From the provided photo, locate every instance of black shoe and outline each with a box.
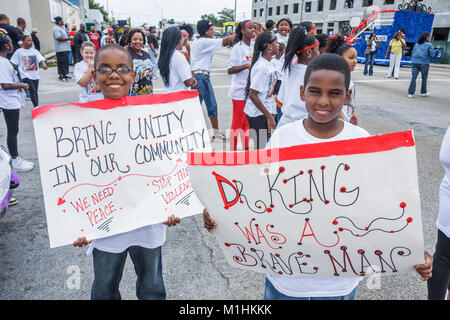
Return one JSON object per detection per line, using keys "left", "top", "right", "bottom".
{"left": 63, "top": 76, "right": 72, "bottom": 80}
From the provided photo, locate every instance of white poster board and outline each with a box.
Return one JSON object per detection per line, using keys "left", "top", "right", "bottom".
{"left": 33, "top": 91, "right": 210, "bottom": 248}
{"left": 188, "top": 131, "right": 425, "bottom": 278}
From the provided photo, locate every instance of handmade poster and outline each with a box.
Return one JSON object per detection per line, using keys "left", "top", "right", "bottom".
{"left": 188, "top": 131, "right": 425, "bottom": 278}
{"left": 33, "top": 91, "right": 210, "bottom": 248}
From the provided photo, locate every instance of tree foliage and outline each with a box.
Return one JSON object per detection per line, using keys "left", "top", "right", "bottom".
{"left": 201, "top": 8, "right": 235, "bottom": 27}
{"left": 89, "top": 0, "right": 110, "bottom": 22}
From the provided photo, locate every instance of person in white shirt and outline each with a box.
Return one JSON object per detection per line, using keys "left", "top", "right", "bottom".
{"left": 74, "top": 41, "right": 104, "bottom": 103}
{"left": 244, "top": 32, "right": 281, "bottom": 149}
{"left": 275, "top": 18, "right": 292, "bottom": 47}
{"left": 227, "top": 20, "right": 256, "bottom": 151}
{"left": 203, "top": 53, "right": 432, "bottom": 299}
{"left": 0, "top": 34, "right": 33, "bottom": 172}
{"left": 276, "top": 26, "right": 319, "bottom": 128}
{"left": 10, "top": 34, "right": 47, "bottom": 108}
{"left": 190, "top": 19, "right": 235, "bottom": 141}
{"left": 427, "top": 125, "right": 450, "bottom": 300}
{"left": 325, "top": 35, "right": 359, "bottom": 125}
{"left": 157, "top": 26, "right": 196, "bottom": 93}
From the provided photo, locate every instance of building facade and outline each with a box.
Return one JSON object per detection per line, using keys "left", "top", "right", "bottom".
{"left": 251, "top": 0, "right": 450, "bottom": 41}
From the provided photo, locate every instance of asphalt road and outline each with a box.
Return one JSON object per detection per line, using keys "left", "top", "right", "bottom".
{"left": 0, "top": 47, "right": 449, "bottom": 300}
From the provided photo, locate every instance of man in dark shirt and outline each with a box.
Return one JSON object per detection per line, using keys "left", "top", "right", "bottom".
{"left": 73, "top": 23, "right": 89, "bottom": 63}
{"left": 31, "top": 28, "right": 41, "bottom": 51}
{"left": 0, "top": 13, "right": 23, "bottom": 58}
{"left": 147, "top": 26, "right": 159, "bottom": 78}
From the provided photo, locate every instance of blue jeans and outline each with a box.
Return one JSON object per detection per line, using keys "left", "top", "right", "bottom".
{"left": 91, "top": 246, "right": 166, "bottom": 300}
{"left": 148, "top": 48, "right": 159, "bottom": 75}
{"left": 408, "top": 63, "right": 429, "bottom": 95}
{"left": 364, "top": 52, "right": 376, "bottom": 75}
{"left": 263, "top": 278, "right": 357, "bottom": 300}
{"left": 193, "top": 73, "right": 218, "bottom": 118}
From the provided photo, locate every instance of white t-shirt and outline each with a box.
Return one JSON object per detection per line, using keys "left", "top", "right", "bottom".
{"left": 228, "top": 41, "right": 254, "bottom": 101}
{"left": 190, "top": 37, "right": 222, "bottom": 72}
{"left": 87, "top": 224, "right": 166, "bottom": 255}
{"left": 438, "top": 125, "right": 450, "bottom": 238}
{"left": 276, "top": 33, "right": 289, "bottom": 46}
{"left": 164, "top": 50, "right": 192, "bottom": 93}
{"left": 266, "top": 118, "right": 370, "bottom": 298}
{"left": 10, "top": 47, "right": 45, "bottom": 80}
{"left": 74, "top": 60, "right": 104, "bottom": 103}
{"left": 0, "top": 56, "right": 24, "bottom": 110}
{"left": 277, "top": 63, "right": 308, "bottom": 128}
{"left": 342, "top": 80, "right": 356, "bottom": 122}
{"left": 244, "top": 57, "right": 280, "bottom": 117}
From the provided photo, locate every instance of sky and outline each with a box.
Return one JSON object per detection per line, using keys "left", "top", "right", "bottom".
{"left": 94, "top": 0, "right": 252, "bottom": 26}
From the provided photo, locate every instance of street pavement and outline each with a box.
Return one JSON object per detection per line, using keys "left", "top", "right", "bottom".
{"left": 0, "top": 47, "right": 449, "bottom": 300}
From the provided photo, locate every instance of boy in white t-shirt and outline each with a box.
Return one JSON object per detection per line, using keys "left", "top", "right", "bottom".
{"left": 203, "top": 53, "right": 432, "bottom": 299}
{"left": 10, "top": 34, "right": 47, "bottom": 108}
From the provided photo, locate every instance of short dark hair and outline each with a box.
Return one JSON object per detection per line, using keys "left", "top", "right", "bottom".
{"left": 417, "top": 31, "right": 430, "bottom": 44}
{"left": 265, "top": 19, "right": 275, "bottom": 29}
{"left": 94, "top": 44, "right": 133, "bottom": 69}
{"left": 304, "top": 53, "right": 351, "bottom": 90}
{"left": 276, "top": 18, "right": 293, "bottom": 30}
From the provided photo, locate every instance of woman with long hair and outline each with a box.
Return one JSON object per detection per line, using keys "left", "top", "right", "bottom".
{"left": 384, "top": 31, "right": 406, "bottom": 79}
{"left": 364, "top": 33, "right": 380, "bottom": 76}
{"left": 158, "top": 26, "right": 196, "bottom": 93}
{"left": 408, "top": 31, "right": 434, "bottom": 98}
{"left": 227, "top": 20, "right": 257, "bottom": 151}
{"left": 127, "top": 29, "right": 154, "bottom": 96}
{"left": 276, "top": 26, "right": 320, "bottom": 128}
{"left": 244, "top": 32, "right": 280, "bottom": 149}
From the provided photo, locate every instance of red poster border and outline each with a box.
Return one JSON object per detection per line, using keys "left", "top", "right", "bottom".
{"left": 187, "top": 130, "right": 415, "bottom": 166}
{"left": 31, "top": 91, "right": 200, "bottom": 119}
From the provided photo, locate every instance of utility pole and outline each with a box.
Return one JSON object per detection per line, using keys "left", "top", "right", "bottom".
{"left": 234, "top": 0, "right": 237, "bottom": 21}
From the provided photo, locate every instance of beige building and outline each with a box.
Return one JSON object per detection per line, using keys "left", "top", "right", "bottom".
{"left": 0, "top": 0, "right": 81, "bottom": 55}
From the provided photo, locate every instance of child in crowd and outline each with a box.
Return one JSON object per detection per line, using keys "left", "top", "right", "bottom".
{"left": 325, "top": 35, "right": 358, "bottom": 125}
{"left": 244, "top": 32, "right": 281, "bottom": 149}
{"left": 158, "top": 26, "right": 196, "bottom": 93}
{"left": 74, "top": 41, "right": 103, "bottom": 103}
{"left": 276, "top": 26, "right": 319, "bottom": 128}
{"left": 227, "top": 20, "right": 257, "bottom": 151}
{"left": 0, "top": 34, "right": 33, "bottom": 172}
{"left": 179, "top": 24, "right": 194, "bottom": 63}
{"left": 127, "top": 29, "right": 154, "bottom": 96}
{"left": 275, "top": 18, "right": 292, "bottom": 46}
{"left": 190, "top": 19, "right": 235, "bottom": 141}
{"left": 73, "top": 44, "right": 181, "bottom": 300}
{"left": 316, "top": 33, "right": 330, "bottom": 54}
{"left": 10, "top": 34, "right": 47, "bottom": 108}
{"left": 204, "top": 53, "right": 433, "bottom": 300}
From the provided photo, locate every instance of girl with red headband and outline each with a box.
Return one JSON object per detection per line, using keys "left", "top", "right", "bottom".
{"left": 276, "top": 27, "right": 320, "bottom": 128}
{"left": 227, "top": 20, "right": 257, "bottom": 151}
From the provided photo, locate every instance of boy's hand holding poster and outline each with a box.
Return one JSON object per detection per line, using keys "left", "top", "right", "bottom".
{"left": 33, "top": 91, "right": 210, "bottom": 248}
{"left": 188, "top": 131, "right": 425, "bottom": 278}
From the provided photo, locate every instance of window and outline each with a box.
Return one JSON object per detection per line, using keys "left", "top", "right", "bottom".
{"left": 268, "top": 7, "right": 273, "bottom": 16}
{"left": 330, "top": 0, "right": 337, "bottom": 10}
{"left": 384, "top": 0, "right": 395, "bottom": 4}
{"left": 363, "top": 0, "right": 373, "bottom": 6}
{"left": 318, "top": 0, "right": 324, "bottom": 11}
{"left": 260, "top": 8, "right": 264, "bottom": 17}
{"left": 316, "top": 23, "right": 323, "bottom": 34}
{"left": 327, "top": 22, "right": 334, "bottom": 35}
{"left": 253, "top": 9, "right": 257, "bottom": 18}
{"left": 345, "top": 0, "right": 354, "bottom": 8}
{"left": 284, "top": 5, "right": 288, "bottom": 14}
{"left": 293, "top": 3, "right": 299, "bottom": 14}
{"left": 276, "top": 6, "right": 280, "bottom": 15}
{"left": 432, "top": 28, "right": 450, "bottom": 41}
{"left": 305, "top": 2, "right": 311, "bottom": 12}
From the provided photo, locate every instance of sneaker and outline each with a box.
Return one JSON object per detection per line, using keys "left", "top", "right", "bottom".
{"left": 420, "top": 92, "right": 431, "bottom": 97}
{"left": 408, "top": 94, "right": 414, "bottom": 98}
{"left": 12, "top": 157, "right": 34, "bottom": 172}
{"left": 8, "top": 197, "right": 18, "bottom": 207}
{"left": 384, "top": 75, "right": 391, "bottom": 78}
{"left": 394, "top": 77, "right": 399, "bottom": 79}
{"left": 211, "top": 131, "right": 228, "bottom": 141}
{"left": 64, "top": 76, "right": 72, "bottom": 80}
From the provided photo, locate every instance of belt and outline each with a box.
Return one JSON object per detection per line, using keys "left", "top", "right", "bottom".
{"left": 192, "top": 70, "right": 210, "bottom": 75}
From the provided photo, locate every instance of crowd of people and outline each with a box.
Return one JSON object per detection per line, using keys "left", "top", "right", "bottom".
{"left": 0, "top": 11, "right": 448, "bottom": 301}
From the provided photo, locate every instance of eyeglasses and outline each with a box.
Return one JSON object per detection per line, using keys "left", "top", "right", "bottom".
{"left": 94, "top": 67, "right": 133, "bottom": 75}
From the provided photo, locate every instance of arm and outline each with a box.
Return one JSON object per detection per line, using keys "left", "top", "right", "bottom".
{"left": 227, "top": 64, "right": 250, "bottom": 75}
{"left": 149, "top": 43, "right": 157, "bottom": 56}
{"left": 76, "top": 62, "right": 94, "bottom": 87}
{"left": 183, "top": 77, "right": 197, "bottom": 87}
{"left": 1, "top": 83, "right": 28, "bottom": 91}
{"left": 222, "top": 34, "right": 235, "bottom": 46}
{"left": 384, "top": 45, "right": 391, "bottom": 59}
{"left": 39, "top": 60, "right": 47, "bottom": 70}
